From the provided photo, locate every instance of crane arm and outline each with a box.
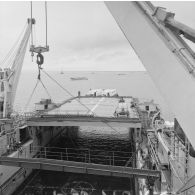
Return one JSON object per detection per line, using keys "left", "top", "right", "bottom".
{"left": 10, "top": 19, "right": 35, "bottom": 103}
{"left": 105, "top": 1, "right": 195, "bottom": 149}
{"left": 0, "top": 18, "right": 35, "bottom": 118}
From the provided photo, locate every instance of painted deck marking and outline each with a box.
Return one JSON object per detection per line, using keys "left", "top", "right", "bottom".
{"left": 88, "top": 97, "right": 105, "bottom": 115}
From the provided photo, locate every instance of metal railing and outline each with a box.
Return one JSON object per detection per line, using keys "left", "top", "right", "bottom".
{"left": 47, "top": 109, "right": 91, "bottom": 116}
{"left": 35, "top": 146, "right": 134, "bottom": 167}
{"left": 147, "top": 134, "right": 161, "bottom": 166}
{"left": 147, "top": 132, "right": 185, "bottom": 185}
{"left": 1, "top": 146, "right": 136, "bottom": 168}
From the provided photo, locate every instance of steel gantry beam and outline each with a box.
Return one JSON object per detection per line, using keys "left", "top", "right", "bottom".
{"left": 0, "top": 157, "right": 160, "bottom": 179}
{"left": 26, "top": 115, "right": 141, "bottom": 128}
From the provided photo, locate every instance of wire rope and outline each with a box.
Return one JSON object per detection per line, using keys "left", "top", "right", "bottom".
{"left": 25, "top": 71, "right": 122, "bottom": 136}
{"left": 30, "top": 1, "right": 33, "bottom": 46}
{"left": 41, "top": 69, "right": 122, "bottom": 136}
{"left": 41, "top": 69, "right": 92, "bottom": 113}
{"left": 4, "top": 49, "right": 18, "bottom": 68}
{"left": 24, "top": 79, "right": 40, "bottom": 110}
{"left": 5, "top": 24, "right": 29, "bottom": 69}
{"left": 33, "top": 24, "right": 36, "bottom": 46}
{"left": 24, "top": 71, "right": 55, "bottom": 111}
{"left": 25, "top": 2, "right": 121, "bottom": 136}
{"left": 39, "top": 79, "right": 52, "bottom": 100}
{"left": 0, "top": 23, "right": 27, "bottom": 67}
{"left": 45, "top": 1, "right": 48, "bottom": 46}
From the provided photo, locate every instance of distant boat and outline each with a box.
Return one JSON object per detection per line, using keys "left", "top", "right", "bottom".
{"left": 70, "top": 77, "right": 88, "bottom": 81}
{"left": 117, "top": 73, "right": 126, "bottom": 76}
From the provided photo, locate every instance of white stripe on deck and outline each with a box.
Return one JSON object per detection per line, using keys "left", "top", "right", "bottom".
{"left": 88, "top": 97, "right": 105, "bottom": 114}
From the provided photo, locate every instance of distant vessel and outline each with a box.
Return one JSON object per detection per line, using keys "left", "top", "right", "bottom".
{"left": 117, "top": 73, "right": 126, "bottom": 76}
{"left": 70, "top": 77, "right": 88, "bottom": 81}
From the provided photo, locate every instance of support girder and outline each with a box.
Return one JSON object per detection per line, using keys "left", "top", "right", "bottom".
{"left": 0, "top": 157, "right": 160, "bottom": 178}
{"left": 26, "top": 115, "right": 141, "bottom": 128}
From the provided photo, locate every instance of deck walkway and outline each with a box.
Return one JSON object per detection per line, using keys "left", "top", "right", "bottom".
{"left": 0, "top": 146, "right": 160, "bottom": 179}
{"left": 16, "top": 96, "right": 142, "bottom": 128}
{"left": 26, "top": 115, "right": 141, "bottom": 127}
{"left": 0, "top": 157, "right": 160, "bottom": 178}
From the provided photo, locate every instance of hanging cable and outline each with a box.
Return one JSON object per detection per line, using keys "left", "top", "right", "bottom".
{"left": 24, "top": 79, "right": 40, "bottom": 110}
{"left": 104, "top": 122, "right": 122, "bottom": 136}
{"left": 30, "top": 1, "right": 49, "bottom": 64}
{"left": 30, "top": 1, "right": 34, "bottom": 61}
{"left": 30, "top": 1, "right": 33, "bottom": 46}
{"left": 5, "top": 49, "right": 18, "bottom": 68}
{"left": 33, "top": 23, "right": 36, "bottom": 46}
{"left": 25, "top": 68, "right": 122, "bottom": 136}
{"left": 41, "top": 69, "right": 93, "bottom": 113}
{"left": 39, "top": 79, "right": 52, "bottom": 100}
{"left": 45, "top": 1, "right": 48, "bottom": 46}
{"left": 42, "top": 69, "right": 75, "bottom": 97}
{"left": 40, "top": 69, "right": 121, "bottom": 136}
{"left": 25, "top": 77, "right": 53, "bottom": 111}
{"left": 0, "top": 23, "right": 27, "bottom": 67}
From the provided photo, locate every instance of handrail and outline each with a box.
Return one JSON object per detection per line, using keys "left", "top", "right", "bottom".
{"left": 30, "top": 146, "right": 133, "bottom": 155}
{"left": 1, "top": 146, "right": 141, "bottom": 168}
{"left": 169, "top": 158, "right": 184, "bottom": 185}
{"left": 26, "top": 114, "right": 140, "bottom": 122}
{"left": 31, "top": 147, "right": 134, "bottom": 166}
{"left": 147, "top": 135, "right": 161, "bottom": 166}
{"left": 149, "top": 132, "right": 185, "bottom": 185}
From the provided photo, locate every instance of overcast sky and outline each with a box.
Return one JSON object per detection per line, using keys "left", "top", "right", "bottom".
{"left": 0, "top": 1, "right": 195, "bottom": 71}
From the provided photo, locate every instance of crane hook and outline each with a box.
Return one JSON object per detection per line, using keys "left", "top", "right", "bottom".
{"left": 36, "top": 53, "right": 44, "bottom": 66}
{"left": 36, "top": 53, "right": 44, "bottom": 80}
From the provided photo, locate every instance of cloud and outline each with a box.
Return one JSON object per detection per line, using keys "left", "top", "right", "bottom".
{"left": 52, "top": 44, "right": 144, "bottom": 71}
{"left": 95, "top": 50, "right": 128, "bottom": 62}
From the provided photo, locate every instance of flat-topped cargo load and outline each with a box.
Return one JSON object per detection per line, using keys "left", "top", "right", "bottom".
{"left": 86, "top": 88, "right": 118, "bottom": 97}
{"left": 27, "top": 96, "right": 141, "bottom": 128}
